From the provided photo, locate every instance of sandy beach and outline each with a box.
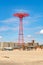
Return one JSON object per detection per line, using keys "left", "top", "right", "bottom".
{"left": 0, "top": 49, "right": 43, "bottom": 65}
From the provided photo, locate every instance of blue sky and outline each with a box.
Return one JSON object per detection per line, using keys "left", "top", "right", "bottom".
{"left": 0, "top": 0, "right": 43, "bottom": 44}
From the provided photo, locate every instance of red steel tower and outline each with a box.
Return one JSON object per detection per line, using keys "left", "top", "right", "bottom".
{"left": 13, "top": 13, "right": 29, "bottom": 49}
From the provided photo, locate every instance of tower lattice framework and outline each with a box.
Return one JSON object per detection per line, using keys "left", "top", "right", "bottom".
{"left": 13, "top": 13, "right": 29, "bottom": 48}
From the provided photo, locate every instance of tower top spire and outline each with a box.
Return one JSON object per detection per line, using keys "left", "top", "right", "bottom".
{"left": 13, "top": 13, "right": 29, "bottom": 18}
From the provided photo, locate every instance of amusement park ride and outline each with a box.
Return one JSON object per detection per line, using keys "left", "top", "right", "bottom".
{"left": 13, "top": 13, "right": 29, "bottom": 49}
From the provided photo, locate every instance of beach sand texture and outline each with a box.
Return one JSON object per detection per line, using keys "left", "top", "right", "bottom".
{"left": 0, "top": 49, "right": 43, "bottom": 65}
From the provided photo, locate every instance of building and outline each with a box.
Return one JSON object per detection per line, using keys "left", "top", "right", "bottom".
{"left": 0, "top": 40, "right": 39, "bottom": 50}
{"left": 26, "top": 40, "right": 39, "bottom": 50}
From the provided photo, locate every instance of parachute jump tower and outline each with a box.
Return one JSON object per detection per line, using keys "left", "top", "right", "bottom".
{"left": 13, "top": 13, "right": 29, "bottom": 49}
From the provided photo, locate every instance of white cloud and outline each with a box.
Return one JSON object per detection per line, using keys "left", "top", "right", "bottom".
{"left": 27, "top": 14, "right": 43, "bottom": 23}
{"left": 0, "top": 36, "right": 3, "bottom": 39}
{"left": 40, "top": 29, "right": 43, "bottom": 34}
{"left": 24, "top": 35, "right": 35, "bottom": 42}
{"left": 24, "top": 26, "right": 43, "bottom": 31}
{"left": 0, "top": 25, "right": 42, "bottom": 32}
{"left": 0, "top": 17, "right": 29, "bottom": 26}
{"left": 1, "top": 17, "right": 19, "bottom": 23}
{"left": 1, "top": 17, "right": 29, "bottom": 24}
{"left": 0, "top": 26, "right": 9, "bottom": 31}
{"left": 14, "top": 9, "right": 29, "bottom": 13}
{"left": 27, "top": 34, "right": 34, "bottom": 40}
{"left": 36, "top": 29, "right": 43, "bottom": 34}
{"left": 0, "top": 26, "right": 19, "bottom": 32}
{"left": 27, "top": 35, "right": 32, "bottom": 38}
{"left": 10, "top": 27, "right": 19, "bottom": 31}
